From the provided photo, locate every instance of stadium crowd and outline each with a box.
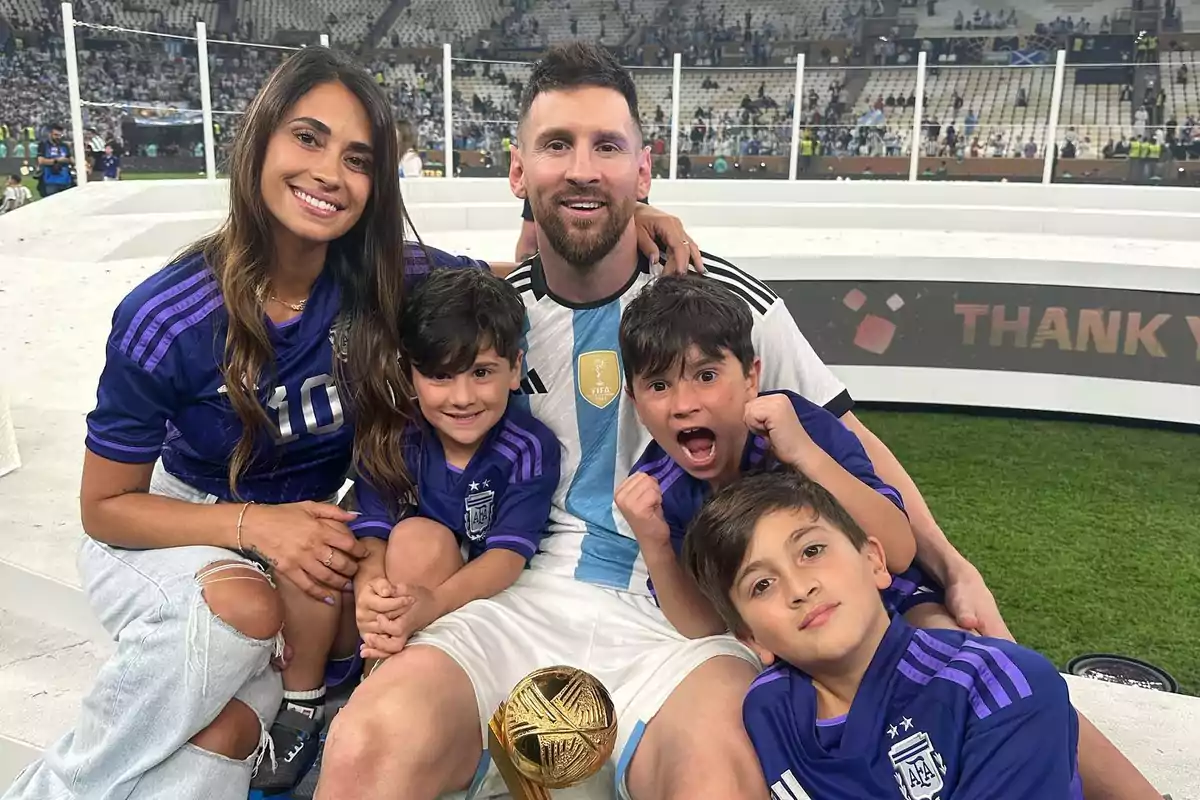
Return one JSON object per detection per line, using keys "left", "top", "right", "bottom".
{"left": 3, "top": 0, "right": 1200, "bottom": 181}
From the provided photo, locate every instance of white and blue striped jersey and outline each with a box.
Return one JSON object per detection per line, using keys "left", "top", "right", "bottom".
{"left": 506, "top": 252, "right": 852, "bottom": 596}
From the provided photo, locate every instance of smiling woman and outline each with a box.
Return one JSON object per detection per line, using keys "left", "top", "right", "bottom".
{"left": 0, "top": 46, "right": 498, "bottom": 800}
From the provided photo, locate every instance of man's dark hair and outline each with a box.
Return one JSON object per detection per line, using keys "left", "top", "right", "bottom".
{"left": 518, "top": 42, "right": 641, "bottom": 133}
{"left": 682, "top": 471, "right": 869, "bottom": 636}
{"left": 50, "top": 123, "right": 64, "bottom": 132}
{"left": 401, "top": 268, "right": 525, "bottom": 377}
{"left": 619, "top": 274, "right": 754, "bottom": 389}
{"left": 8, "top": 174, "right": 21, "bottom": 183}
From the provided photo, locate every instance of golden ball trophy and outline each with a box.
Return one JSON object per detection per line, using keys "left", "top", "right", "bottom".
{"left": 487, "top": 666, "right": 618, "bottom": 800}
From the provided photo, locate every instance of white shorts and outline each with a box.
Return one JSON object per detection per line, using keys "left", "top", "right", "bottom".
{"left": 410, "top": 569, "right": 759, "bottom": 800}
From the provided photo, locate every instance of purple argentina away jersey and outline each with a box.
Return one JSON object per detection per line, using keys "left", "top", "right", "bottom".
{"left": 631, "top": 389, "right": 905, "bottom": 555}
{"left": 631, "top": 388, "right": 943, "bottom": 613}
{"left": 350, "top": 401, "right": 560, "bottom": 562}
{"left": 744, "top": 615, "right": 1083, "bottom": 800}
{"left": 85, "top": 245, "right": 486, "bottom": 504}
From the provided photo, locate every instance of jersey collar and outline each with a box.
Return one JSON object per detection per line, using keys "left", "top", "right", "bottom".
{"left": 528, "top": 251, "right": 651, "bottom": 310}
{"left": 792, "top": 614, "right": 916, "bottom": 758}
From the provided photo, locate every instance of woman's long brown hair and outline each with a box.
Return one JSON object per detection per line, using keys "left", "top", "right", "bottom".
{"left": 181, "top": 47, "right": 419, "bottom": 502}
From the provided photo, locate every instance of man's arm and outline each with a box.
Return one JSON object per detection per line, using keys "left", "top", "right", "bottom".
{"left": 515, "top": 217, "right": 539, "bottom": 262}
{"left": 641, "top": 540, "right": 727, "bottom": 638}
{"left": 841, "top": 411, "right": 1012, "bottom": 639}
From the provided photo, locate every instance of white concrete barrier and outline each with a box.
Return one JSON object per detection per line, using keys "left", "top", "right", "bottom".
{"left": 0, "top": 387, "right": 19, "bottom": 478}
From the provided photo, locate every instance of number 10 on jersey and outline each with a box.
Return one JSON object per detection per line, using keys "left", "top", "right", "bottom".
{"left": 219, "top": 374, "right": 344, "bottom": 444}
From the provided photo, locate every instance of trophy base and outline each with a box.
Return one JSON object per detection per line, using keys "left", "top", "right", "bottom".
{"left": 488, "top": 703, "right": 552, "bottom": 800}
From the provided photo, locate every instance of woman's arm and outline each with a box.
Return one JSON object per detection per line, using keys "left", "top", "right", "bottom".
{"left": 81, "top": 452, "right": 366, "bottom": 603}
{"left": 80, "top": 452, "right": 243, "bottom": 550}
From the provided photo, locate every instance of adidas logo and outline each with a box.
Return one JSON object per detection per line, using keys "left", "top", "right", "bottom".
{"left": 515, "top": 368, "right": 548, "bottom": 396}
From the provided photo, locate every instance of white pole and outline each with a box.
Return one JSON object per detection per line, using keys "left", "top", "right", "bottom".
{"left": 909, "top": 50, "right": 927, "bottom": 182}
{"left": 320, "top": 33, "right": 330, "bottom": 47}
{"left": 669, "top": 52, "right": 682, "bottom": 180}
{"left": 62, "top": 2, "right": 87, "bottom": 186}
{"left": 1042, "top": 49, "right": 1068, "bottom": 185}
{"left": 196, "top": 22, "right": 217, "bottom": 180}
{"left": 443, "top": 42, "right": 454, "bottom": 179}
{"left": 788, "top": 53, "right": 806, "bottom": 181}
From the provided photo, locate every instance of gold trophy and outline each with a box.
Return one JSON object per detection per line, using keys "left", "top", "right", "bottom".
{"left": 487, "top": 666, "right": 618, "bottom": 800}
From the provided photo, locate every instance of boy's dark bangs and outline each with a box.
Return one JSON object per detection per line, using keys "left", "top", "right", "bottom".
{"left": 629, "top": 311, "right": 745, "bottom": 379}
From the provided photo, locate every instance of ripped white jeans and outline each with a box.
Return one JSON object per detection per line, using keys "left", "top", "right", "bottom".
{"left": 2, "top": 464, "right": 284, "bottom": 800}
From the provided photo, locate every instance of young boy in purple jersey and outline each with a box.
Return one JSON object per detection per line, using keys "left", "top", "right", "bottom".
{"left": 614, "top": 274, "right": 954, "bottom": 637}
{"left": 347, "top": 267, "right": 561, "bottom": 661}
{"left": 682, "top": 472, "right": 1082, "bottom": 800}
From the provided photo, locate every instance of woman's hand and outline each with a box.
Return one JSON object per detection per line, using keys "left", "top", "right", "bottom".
{"left": 240, "top": 501, "right": 368, "bottom": 604}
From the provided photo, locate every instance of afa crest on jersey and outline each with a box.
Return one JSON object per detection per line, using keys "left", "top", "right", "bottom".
{"left": 463, "top": 480, "right": 495, "bottom": 540}
{"left": 888, "top": 730, "right": 947, "bottom": 800}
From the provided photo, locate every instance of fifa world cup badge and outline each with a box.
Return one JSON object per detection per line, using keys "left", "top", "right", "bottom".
{"left": 487, "top": 666, "right": 618, "bottom": 800}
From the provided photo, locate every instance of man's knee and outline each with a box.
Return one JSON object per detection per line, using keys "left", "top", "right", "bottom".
{"left": 197, "top": 560, "right": 282, "bottom": 641}
{"left": 322, "top": 704, "right": 392, "bottom": 777}
{"left": 630, "top": 656, "right": 765, "bottom": 800}
{"left": 322, "top": 647, "right": 480, "bottom": 786}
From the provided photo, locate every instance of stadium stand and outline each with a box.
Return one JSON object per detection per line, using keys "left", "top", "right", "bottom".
{"left": 90, "top": 0, "right": 218, "bottom": 33}
{"left": 243, "top": 0, "right": 329, "bottom": 40}
{"left": 3, "top": 0, "right": 1200, "bottom": 176}
{"left": 1061, "top": 72, "right": 1135, "bottom": 147}
{"left": 326, "top": 0, "right": 389, "bottom": 44}
{"left": 384, "top": 0, "right": 505, "bottom": 46}
{"left": 514, "top": 0, "right": 664, "bottom": 47}
{"left": 677, "top": 0, "right": 854, "bottom": 41}
{"left": 1163, "top": 49, "right": 1200, "bottom": 118}
{"left": 855, "top": 64, "right": 1055, "bottom": 157}
{"left": 0, "top": 0, "right": 52, "bottom": 28}
{"left": 904, "top": 0, "right": 1129, "bottom": 37}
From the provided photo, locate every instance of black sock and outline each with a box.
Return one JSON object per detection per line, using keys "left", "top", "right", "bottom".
{"left": 282, "top": 686, "right": 326, "bottom": 722}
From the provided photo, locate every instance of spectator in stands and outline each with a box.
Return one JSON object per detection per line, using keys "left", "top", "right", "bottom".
{"left": 99, "top": 143, "right": 120, "bottom": 181}
{"left": 0, "top": 174, "right": 32, "bottom": 213}
{"left": 1023, "top": 138, "right": 1038, "bottom": 158}
{"left": 1135, "top": 105, "right": 1149, "bottom": 140}
{"left": 397, "top": 120, "right": 422, "bottom": 178}
{"left": 84, "top": 127, "right": 105, "bottom": 175}
{"left": 36, "top": 123, "right": 74, "bottom": 197}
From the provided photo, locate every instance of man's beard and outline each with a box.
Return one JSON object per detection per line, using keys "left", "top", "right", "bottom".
{"left": 532, "top": 189, "right": 634, "bottom": 272}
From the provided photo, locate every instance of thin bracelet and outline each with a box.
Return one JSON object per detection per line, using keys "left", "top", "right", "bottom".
{"left": 236, "top": 501, "right": 253, "bottom": 552}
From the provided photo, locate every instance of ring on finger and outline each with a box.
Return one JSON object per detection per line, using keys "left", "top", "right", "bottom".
{"left": 323, "top": 548, "right": 334, "bottom": 568}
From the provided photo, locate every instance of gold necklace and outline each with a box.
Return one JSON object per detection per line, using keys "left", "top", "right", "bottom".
{"left": 256, "top": 282, "right": 308, "bottom": 312}
{"left": 269, "top": 295, "right": 308, "bottom": 312}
